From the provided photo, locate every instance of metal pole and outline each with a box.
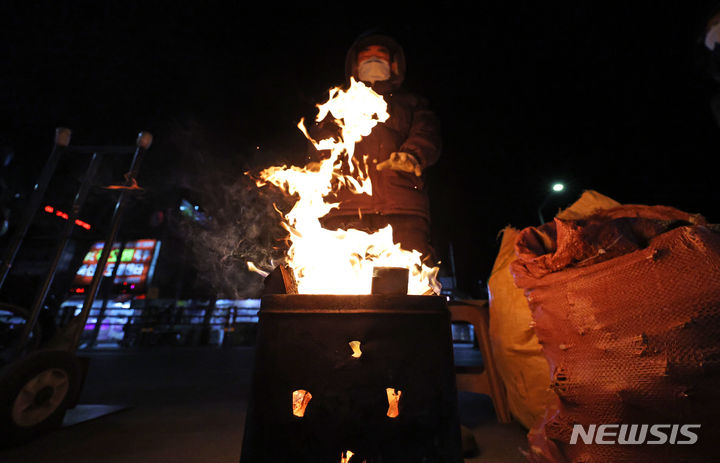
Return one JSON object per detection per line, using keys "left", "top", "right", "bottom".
{"left": 537, "top": 194, "right": 551, "bottom": 225}
{"left": 0, "top": 128, "right": 71, "bottom": 290}
{"left": 448, "top": 241, "right": 458, "bottom": 293}
{"left": 14, "top": 153, "right": 102, "bottom": 354}
{"left": 200, "top": 298, "right": 216, "bottom": 346}
{"left": 68, "top": 132, "right": 152, "bottom": 352}
{"left": 89, "top": 241, "right": 126, "bottom": 348}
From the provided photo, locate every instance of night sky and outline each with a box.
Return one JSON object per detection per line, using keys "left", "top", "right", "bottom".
{"left": 2, "top": 3, "right": 719, "bottom": 297}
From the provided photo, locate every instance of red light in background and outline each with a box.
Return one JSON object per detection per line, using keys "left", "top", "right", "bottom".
{"left": 45, "top": 205, "right": 91, "bottom": 230}
{"left": 75, "top": 219, "right": 91, "bottom": 230}
{"left": 74, "top": 287, "right": 85, "bottom": 294}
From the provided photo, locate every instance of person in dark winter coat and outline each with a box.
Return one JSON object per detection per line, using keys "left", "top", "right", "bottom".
{"left": 310, "top": 32, "right": 442, "bottom": 263}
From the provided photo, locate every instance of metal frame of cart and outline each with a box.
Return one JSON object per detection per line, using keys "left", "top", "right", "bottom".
{"left": 0, "top": 128, "right": 152, "bottom": 445}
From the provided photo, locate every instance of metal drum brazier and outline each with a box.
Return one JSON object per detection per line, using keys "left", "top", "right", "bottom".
{"left": 240, "top": 294, "right": 463, "bottom": 463}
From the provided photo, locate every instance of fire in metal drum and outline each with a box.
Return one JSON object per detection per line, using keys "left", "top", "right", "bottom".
{"left": 239, "top": 294, "right": 463, "bottom": 463}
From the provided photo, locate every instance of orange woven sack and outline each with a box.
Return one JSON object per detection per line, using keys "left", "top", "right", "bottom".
{"left": 511, "top": 204, "right": 720, "bottom": 463}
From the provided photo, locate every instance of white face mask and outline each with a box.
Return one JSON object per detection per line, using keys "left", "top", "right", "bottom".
{"left": 357, "top": 57, "right": 391, "bottom": 83}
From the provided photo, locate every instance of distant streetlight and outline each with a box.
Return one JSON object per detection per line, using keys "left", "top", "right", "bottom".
{"left": 537, "top": 182, "right": 565, "bottom": 224}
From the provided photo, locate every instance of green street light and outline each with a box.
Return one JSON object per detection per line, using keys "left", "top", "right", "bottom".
{"left": 538, "top": 182, "right": 566, "bottom": 224}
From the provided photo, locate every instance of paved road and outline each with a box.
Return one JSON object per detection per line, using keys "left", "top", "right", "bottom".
{"left": 0, "top": 347, "right": 527, "bottom": 463}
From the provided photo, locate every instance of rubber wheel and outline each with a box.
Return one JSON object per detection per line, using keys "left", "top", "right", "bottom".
{"left": 0, "top": 349, "right": 81, "bottom": 447}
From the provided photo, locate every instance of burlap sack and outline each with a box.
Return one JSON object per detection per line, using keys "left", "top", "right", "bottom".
{"left": 488, "top": 227, "right": 554, "bottom": 429}
{"left": 511, "top": 203, "right": 720, "bottom": 463}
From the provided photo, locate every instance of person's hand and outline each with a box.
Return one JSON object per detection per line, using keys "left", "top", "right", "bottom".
{"left": 376, "top": 152, "right": 422, "bottom": 176}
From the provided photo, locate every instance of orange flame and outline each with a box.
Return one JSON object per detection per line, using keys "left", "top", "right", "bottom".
{"left": 349, "top": 340, "right": 362, "bottom": 358}
{"left": 292, "top": 389, "right": 312, "bottom": 417}
{"left": 251, "top": 78, "right": 440, "bottom": 295}
{"left": 386, "top": 388, "right": 402, "bottom": 418}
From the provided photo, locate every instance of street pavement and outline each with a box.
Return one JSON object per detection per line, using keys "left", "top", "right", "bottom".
{"left": 0, "top": 346, "right": 527, "bottom": 463}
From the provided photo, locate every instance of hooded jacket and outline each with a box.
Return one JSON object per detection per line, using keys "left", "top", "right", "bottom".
{"left": 312, "top": 33, "right": 442, "bottom": 221}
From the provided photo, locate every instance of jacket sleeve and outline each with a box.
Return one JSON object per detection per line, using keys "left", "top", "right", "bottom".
{"left": 398, "top": 96, "right": 442, "bottom": 169}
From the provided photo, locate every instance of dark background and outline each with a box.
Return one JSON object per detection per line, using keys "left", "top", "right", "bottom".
{"left": 2, "top": 2, "right": 719, "bottom": 297}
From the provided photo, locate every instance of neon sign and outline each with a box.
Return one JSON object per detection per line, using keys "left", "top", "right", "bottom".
{"left": 73, "top": 239, "right": 161, "bottom": 292}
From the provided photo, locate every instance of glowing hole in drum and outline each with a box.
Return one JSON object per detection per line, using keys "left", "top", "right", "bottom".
{"left": 292, "top": 389, "right": 312, "bottom": 417}
{"left": 349, "top": 341, "right": 362, "bottom": 358}
{"left": 386, "top": 388, "right": 402, "bottom": 418}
